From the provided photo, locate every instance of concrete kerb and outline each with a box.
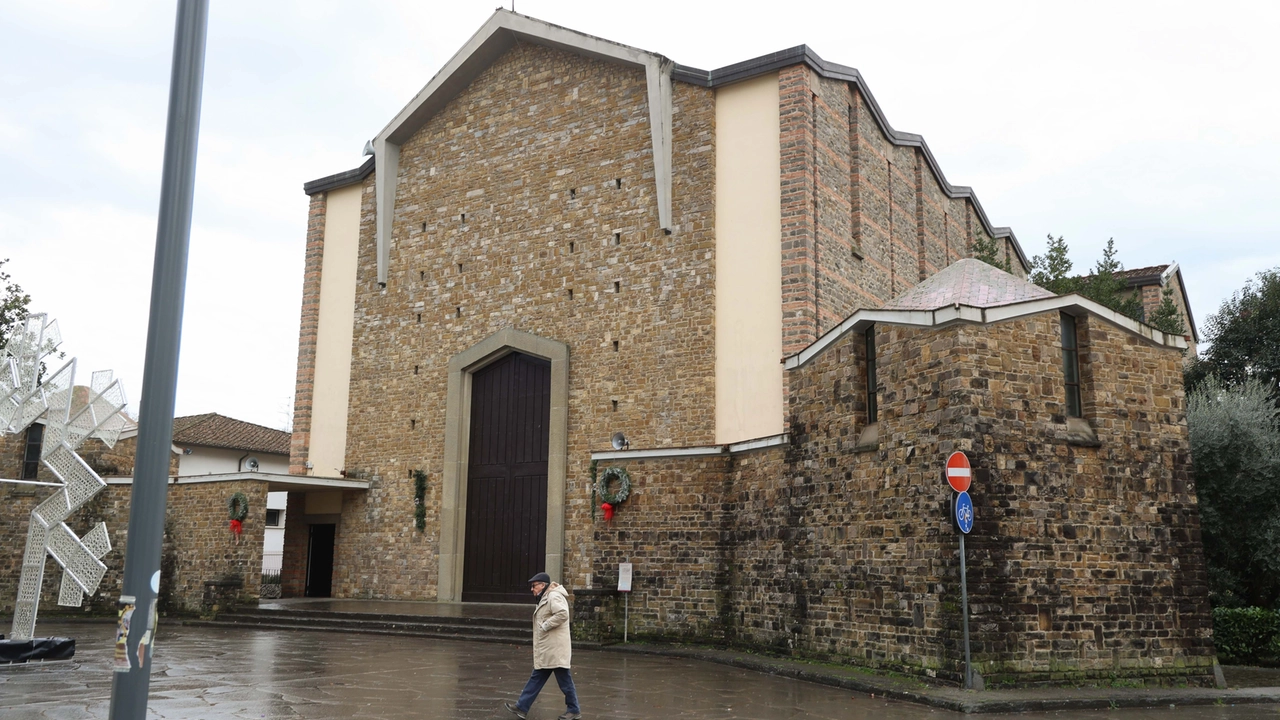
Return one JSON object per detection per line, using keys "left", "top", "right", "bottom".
{"left": 599, "top": 643, "right": 1280, "bottom": 714}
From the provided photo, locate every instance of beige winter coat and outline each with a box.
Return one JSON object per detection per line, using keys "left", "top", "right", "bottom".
{"left": 532, "top": 582, "right": 572, "bottom": 669}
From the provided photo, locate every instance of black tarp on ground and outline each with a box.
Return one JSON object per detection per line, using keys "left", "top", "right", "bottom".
{"left": 0, "top": 637, "right": 76, "bottom": 663}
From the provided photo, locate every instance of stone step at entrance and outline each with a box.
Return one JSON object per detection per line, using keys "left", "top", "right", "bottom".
{"left": 192, "top": 599, "right": 535, "bottom": 646}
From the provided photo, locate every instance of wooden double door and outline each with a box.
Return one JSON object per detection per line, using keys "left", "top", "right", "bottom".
{"left": 462, "top": 352, "right": 550, "bottom": 603}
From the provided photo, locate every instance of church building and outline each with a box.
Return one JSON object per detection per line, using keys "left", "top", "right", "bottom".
{"left": 286, "top": 10, "right": 1216, "bottom": 686}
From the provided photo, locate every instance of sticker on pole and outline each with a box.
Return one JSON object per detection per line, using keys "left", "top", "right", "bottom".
{"left": 955, "top": 491, "right": 974, "bottom": 534}
{"left": 945, "top": 451, "right": 972, "bottom": 493}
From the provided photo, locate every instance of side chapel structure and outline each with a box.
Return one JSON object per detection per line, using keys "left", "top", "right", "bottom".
{"left": 286, "top": 10, "right": 1216, "bottom": 685}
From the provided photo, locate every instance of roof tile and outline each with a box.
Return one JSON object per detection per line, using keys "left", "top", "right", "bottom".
{"left": 171, "top": 413, "right": 290, "bottom": 456}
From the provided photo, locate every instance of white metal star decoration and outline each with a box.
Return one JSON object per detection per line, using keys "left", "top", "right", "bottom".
{"left": 1, "top": 313, "right": 128, "bottom": 641}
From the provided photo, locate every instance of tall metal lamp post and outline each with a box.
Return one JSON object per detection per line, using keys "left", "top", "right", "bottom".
{"left": 107, "top": 1, "right": 208, "bottom": 717}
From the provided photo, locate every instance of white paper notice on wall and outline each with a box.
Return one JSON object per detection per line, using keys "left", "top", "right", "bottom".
{"left": 618, "top": 562, "right": 632, "bottom": 593}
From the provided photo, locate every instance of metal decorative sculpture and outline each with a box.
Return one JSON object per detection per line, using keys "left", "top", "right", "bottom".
{"left": 1, "top": 313, "right": 128, "bottom": 641}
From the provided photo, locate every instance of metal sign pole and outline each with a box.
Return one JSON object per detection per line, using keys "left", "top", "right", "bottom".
{"left": 624, "top": 594, "right": 629, "bottom": 643}
{"left": 107, "top": 2, "right": 207, "bottom": 718}
{"left": 959, "top": 532, "right": 971, "bottom": 690}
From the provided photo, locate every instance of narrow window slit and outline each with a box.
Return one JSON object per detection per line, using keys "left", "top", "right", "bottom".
{"left": 570, "top": 188, "right": 576, "bottom": 199}
{"left": 615, "top": 178, "right": 622, "bottom": 189}
{"left": 569, "top": 241, "right": 575, "bottom": 253}
{"left": 614, "top": 232, "right": 621, "bottom": 246}
{"left": 457, "top": 263, "right": 463, "bottom": 273}
{"left": 420, "top": 271, "right": 425, "bottom": 281}
{"left": 456, "top": 307, "right": 462, "bottom": 318}
{"left": 613, "top": 281, "right": 621, "bottom": 293}
{"left": 414, "top": 365, "right": 419, "bottom": 375}
{"left": 611, "top": 400, "right": 618, "bottom": 412}
{"left": 866, "top": 325, "right": 878, "bottom": 424}
{"left": 410, "top": 419, "right": 416, "bottom": 430}
{"left": 417, "top": 313, "right": 421, "bottom": 323}
{"left": 460, "top": 213, "right": 466, "bottom": 223}
{"left": 613, "top": 341, "right": 619, "bottom": 352}
{"left": 421, "top": 222, "right": 426, "bottom": 232}
{"left": 568, "top": 289, "right": 574, "bottom": 300}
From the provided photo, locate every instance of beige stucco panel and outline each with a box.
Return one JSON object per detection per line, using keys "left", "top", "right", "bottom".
{"left": 715, "top": 72, "right": 784, "bottom": 443}
{"left": 309, "top": 183, "right": 362, "bottom": 476}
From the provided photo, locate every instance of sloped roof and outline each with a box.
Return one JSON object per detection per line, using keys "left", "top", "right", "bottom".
{"left": 882, "top": 259, "right": 1056, "bottom": 311}
{"left": 171, "top": 413, "right": 290, "bottom": 456}
{"left": 1116, "top": 264, "right": 1170, "bottom": 282}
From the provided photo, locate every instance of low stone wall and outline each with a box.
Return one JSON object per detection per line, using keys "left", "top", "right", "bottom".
{"left": 1, "top": 477, "right": 268, "bottom": 627}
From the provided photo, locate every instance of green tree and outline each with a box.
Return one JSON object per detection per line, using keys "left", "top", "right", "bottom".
{"left": 970, "top": 230, "right": 1011, "bottom": 272}
{"left": 1147, "top": 284, "right": 1187, "bottom": 337}
{"left": 1029, "top": 234, "right": 1079, "bottom": 295}
{"left": 1188, "top": 377, "right": 1280, "bottom": 607}
{"left": 0, "top": 258, "right": 32, "bottom": 351}
{"left": 1078, "top": 238, "right": 1145, "bottom": 321}
{"left": 1191, "top": 268, "right": 1280, "bottom": 393}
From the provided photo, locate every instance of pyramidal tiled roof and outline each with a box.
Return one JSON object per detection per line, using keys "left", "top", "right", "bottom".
{"left": 882, "top": 258, "right": 1056, "bottom": 311}
{"left": 171, "top": 413, "right": 290, "bottom": 456}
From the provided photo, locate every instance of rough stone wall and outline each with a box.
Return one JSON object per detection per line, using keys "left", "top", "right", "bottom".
{"left": 280, "top": 491, "right": 309, "bottom": 597}
{"left": 164, "top": 479, "right": 267, "bottom": 611}
{"left": 721, "top": 314, "right": 1214, "bottom": 684}
{"left": 334, "top": 42, "right": 717, "bottom": 600}
{"left": 585, "top": 456, "right": 732, "bottom": 640}
{"left": 1, "top": 476, "right": 268, "bottom": 622}
{"left": 290, "top": 192, "right": 328, "bottom": 475}
{"left": 574, "top": 313, "right": 1214, "bottom": 685}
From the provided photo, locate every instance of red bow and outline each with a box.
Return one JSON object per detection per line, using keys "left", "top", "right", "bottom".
{"left": 229, "top": 519, "right": 242, "bottom": 534}
{"left": 601, "top": 502, "right": 614, "bottom": 521}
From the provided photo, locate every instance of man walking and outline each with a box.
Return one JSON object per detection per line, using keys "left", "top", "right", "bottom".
{"left": 505, "top": 572, "right": 581, "bottom": 720}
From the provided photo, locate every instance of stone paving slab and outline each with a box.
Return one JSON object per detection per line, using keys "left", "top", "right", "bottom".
{"left": 608, "top": 643, "right": 1280, "bottom": 713}
{"left": 6, "top": 622, "right": 1280, "bottom": 719}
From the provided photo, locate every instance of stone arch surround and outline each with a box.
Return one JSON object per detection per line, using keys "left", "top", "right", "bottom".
{"left": 438, "top": 327, "right": 569, "bottom": 602}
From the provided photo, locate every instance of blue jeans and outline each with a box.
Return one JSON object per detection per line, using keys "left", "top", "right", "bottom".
{"left": 517, "top": 667, "right": 579, "bottom": 714}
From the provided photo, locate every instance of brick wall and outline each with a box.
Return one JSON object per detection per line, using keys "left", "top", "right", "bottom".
{"left": 781, "top": 67, "right": 1024, "bottom": 354}
{"left": 332, "top": 42, "right": 717, "bottom": 599}
{"left": 290, "top": 192, "right": 328, "bottom": 475}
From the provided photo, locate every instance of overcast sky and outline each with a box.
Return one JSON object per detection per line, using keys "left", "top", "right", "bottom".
{"left": 2, "top": 1, "right": 1277, "bottom": 430}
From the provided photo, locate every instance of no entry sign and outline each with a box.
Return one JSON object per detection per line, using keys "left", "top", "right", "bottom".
{"left": 945, "top": 451, "right": 971, "bottom": 493}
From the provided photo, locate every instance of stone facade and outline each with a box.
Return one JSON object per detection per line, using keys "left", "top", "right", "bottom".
{"left": 582, "top": 311, "right": 1214, "bottom": 685}
{"left": 324, "top": 42, "right": 718, "bottom": 601}
{"left": 288, "top": 11, "right": 1213, "bottom": 687}
{"left": 290, "top": 192, "right": 328, "bottom": 476}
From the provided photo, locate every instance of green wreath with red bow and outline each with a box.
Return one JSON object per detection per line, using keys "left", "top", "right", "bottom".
{"left": 228, "top": 492, "right": 249, "bottom": 535}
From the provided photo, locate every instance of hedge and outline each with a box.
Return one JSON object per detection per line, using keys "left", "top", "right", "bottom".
{"left": 1213, "top": 607, "right": 1280, "bottom": 664}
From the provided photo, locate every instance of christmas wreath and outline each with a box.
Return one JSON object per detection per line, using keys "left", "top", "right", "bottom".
{"left": 596, "top": 466, "right": 631, "bottom": 521}
{"left": 228, "top": 492, "right": 249, "bottom": 535}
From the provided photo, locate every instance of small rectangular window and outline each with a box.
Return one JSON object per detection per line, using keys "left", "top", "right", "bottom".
{"left": 22, "top": 424, "right": 43, "bottom": 480}
{"left": 865, "top": 325, "right": 878, "bottom": 424}
{"left": 265, "top": 509, "right": 282, "bottom": 527}
{"left": 1061, "top": 312, "right": 1082, "bottom": 418}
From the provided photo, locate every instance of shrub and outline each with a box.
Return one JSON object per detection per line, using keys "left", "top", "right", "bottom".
{"left": 1213, "top": 607, "right": 1280, "bottom": 664}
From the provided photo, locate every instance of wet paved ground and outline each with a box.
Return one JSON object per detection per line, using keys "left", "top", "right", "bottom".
{"left": 257, "top": 597, "right": 534, "bottom": 620}
{"left": 4, "top": 622, "right": 1280, "bottom": 720}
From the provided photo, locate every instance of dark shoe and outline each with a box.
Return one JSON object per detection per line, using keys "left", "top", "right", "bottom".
{"left": 504, "top": 702, "right": 528, "bottom": 719}
{"left": 558, "top": 713, "right": 582, "bottom": 720}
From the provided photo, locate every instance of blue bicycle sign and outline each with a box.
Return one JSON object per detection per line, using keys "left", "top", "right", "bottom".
{"left": 955, "top": 491, "right": 974, "bottom": 534}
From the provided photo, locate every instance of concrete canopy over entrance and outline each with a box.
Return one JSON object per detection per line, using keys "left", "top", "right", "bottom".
{"left": 439, "top": 327, "right": 568, "bottom": 603}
